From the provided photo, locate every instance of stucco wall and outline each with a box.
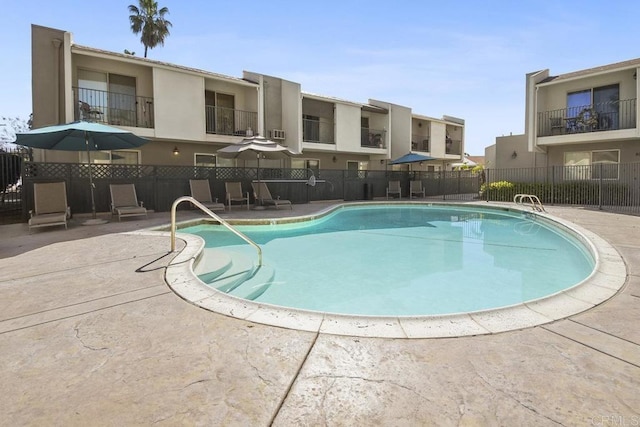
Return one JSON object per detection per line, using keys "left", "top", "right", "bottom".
{"left": 335, "top": 103, "right": 361, "bottom": 152}
{"left": 153, "top": 68, "right": 205, "bottom": 141}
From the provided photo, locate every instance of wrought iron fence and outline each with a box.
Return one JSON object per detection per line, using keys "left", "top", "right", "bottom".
{"left": 4, "top": 161, "right": 640, "bottom": 224}
{"left": 0, "top": 147, "right": 32, "bottom": 224}
{"left": 73, "top": 87, "right": 154, "bottom": 128}
{"left": 483, "top": 164, "right": 640, "bottom": 213}
{"left": 537, "top": 98, "right": 637, "bottom": 137}
{"left": 204, "top": 105, "right": 258, "bottom": 136}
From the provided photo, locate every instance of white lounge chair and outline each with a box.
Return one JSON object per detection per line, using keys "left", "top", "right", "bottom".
{"left": 386, "top": 180, "right": 401, "bottom": 199}
{"left": 189, "top": 179, "right": 225, "bottom": 212}
{"left": 109, "top": 184, "right": 147, "bottom": 221}
{"left": 225, "top": 182, "right": 250, "bottom": 211}
{"left": 29, "top": 181, "right": 70, "bottom": 231}
{"left": 410, "top": 180, "right": 425, "bottom": 199}
{"left": 252, "top": 181, "right": 292, "bottom": 210}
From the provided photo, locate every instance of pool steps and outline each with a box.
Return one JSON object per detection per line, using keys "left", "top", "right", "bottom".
{"left": 194, "top": 248, "right": 275, "bottom": 299}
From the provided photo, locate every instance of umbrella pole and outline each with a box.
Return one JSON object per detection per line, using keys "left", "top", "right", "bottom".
{"left": 254, "top": 152, "right": 265, "bottom": 210}
{"left": 86, "top": 132, "right": 97, "bottom": 219}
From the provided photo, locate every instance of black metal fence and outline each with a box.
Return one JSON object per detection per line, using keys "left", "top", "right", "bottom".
{"left": 483, "top": 163, "right": 640, "bottom": 213}
{"left": 3, "top": 160, "right": 640, "bottom": 224}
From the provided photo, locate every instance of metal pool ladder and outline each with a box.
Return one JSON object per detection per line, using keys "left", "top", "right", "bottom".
{"left": 513, "top": 194, "right": 546, "bottom": 212}
{"left": 170, "top": 196, "right": 263, "bottom": 266}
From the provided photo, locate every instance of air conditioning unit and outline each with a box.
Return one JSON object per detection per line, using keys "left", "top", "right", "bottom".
{"left": 270, "top": 129, "right": 286, "bottom": 140}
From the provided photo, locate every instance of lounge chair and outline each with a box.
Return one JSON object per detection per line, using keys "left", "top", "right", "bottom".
{"left": 28, "top": 182, "right": 70, "bottom": 231}
{"left": 252, "top": 181, "right": 292, "bottom": 210}
{"left": 409, "top": 180, "right": 425, "bottom": 199}
{"left": 225, "top": 182, "right": 250, "bottom": 211}
{"left": 109, "top": 184, "right": 147, "bottom": 221}
{"left": 386, "top": 180, "right": 401, "bottom": 199}
{"left": 189, "top": 179, "right": 225, "bottom": 212}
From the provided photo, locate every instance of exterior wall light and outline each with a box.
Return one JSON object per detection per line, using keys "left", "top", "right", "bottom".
{"left": 173, "top": 146, "right": 180, "bottom": 156}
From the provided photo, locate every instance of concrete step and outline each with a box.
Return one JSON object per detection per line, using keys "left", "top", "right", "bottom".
{"left": 196, "top": 250, "right": 255, "bottom": 293}
{"left": 228, "top": 265, "right": 276, "bottom": 300}
{"left": 193, "top": 248, "right": 232, "bottom": 283}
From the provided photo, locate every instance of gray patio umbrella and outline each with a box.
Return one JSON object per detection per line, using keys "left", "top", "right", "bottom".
{"left": 217, "top": 136, "right": 296, "bottom": 207}
{"left": 15, "top": 121, "right": 149, "bottom": 223}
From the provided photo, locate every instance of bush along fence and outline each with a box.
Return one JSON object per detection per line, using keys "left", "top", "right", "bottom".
{"left": 482, "top": 163, "right": 640, "bottom": 213}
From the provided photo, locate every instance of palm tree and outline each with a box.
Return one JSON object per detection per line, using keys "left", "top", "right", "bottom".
{"left": 128, "top": 0, "right": 172, "bottom": 58}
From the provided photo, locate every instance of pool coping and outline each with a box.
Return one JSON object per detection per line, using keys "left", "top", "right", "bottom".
{"left": 153, "top": 201, "right": 627, "bottom": 339}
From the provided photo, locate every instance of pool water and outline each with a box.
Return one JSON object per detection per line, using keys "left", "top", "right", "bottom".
{"left": 182, "top": 205, "right": 595, "bottom": 316}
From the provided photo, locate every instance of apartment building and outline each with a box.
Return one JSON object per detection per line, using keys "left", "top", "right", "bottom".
{"left": 488, "top": 58, "right": 640, "bottom": 172}
{"left": 31, "top": 24, "right": 463, "bottom": 171}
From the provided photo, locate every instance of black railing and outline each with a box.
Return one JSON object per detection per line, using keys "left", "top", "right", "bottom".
{"left": 538, "top": 98, "right": 637, "bottom": 137}
{"left": 303, "top": 118, "right": 334, "bottom": 144}
{"left": 6, "top": 161, "right": 640, "bottom": 224}
{"left": 446, "top": 138, "right": 462, "bottom": 155}
{"left": 205, "top": 105, "right": 258, "bottom": 136}
{"left": 361, "top": 128, "right": 386, "bottom": 148}
{"left": 73, "top": 87, "right": 154, "bottom": 128}
{"left": 411, "top": 135, "right": 429, "bottom": 152}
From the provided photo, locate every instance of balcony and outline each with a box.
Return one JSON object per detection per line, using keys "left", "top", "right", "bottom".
{"left": 361, "top": 128, "right": 386, "bottom": 148}
{"left": 411, "top": 135, "right": 430, "bottom": 152}
{"left": 537, "top": 98, "right": 637, "bottom": 137}
{"left": 303, "top": 118, "right": 334, "bottom": 144}
{"left": 446, "top": 138, "right": 462, "bottom": 155}
{"left": 205, "top": 105, "right": 257, "bottom": 136}
{"left": 74, "top": 87, "right": 154, "bottom": 128}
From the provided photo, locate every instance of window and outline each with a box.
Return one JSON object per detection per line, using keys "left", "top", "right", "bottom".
{"left": 195, "top": 154, "right": 216, "bottom": 167}
{"left": 303, "top": 114, "right": 320, "bottom": 142}
{"left": 567, "top": 84, "right": 620, "bottom": 130}
{"left": 79, "top": 150, "right": 139, "bottom": 165}
{"left": 346, "top": 160, "right": 368, "bottom": 178}
{"left": 77, "top": 70, "right": 137, "bottom": 125}
{"left": 563, "top": 150, "right": 619, "bottom": 180}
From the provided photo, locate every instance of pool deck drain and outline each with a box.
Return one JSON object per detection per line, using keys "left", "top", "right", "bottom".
{"left": 1, "top": 202, "right": 638, "bottom": 425}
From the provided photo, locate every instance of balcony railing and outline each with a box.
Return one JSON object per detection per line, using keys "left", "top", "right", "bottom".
{"left": 361, "top": 128, "right": 386, "bottom": 148}
{"left": 446, "top": 138, "right": 462, "bottom": 155}
{"left": 411, "top": 135, "right": 430, "bottom": 152}
{"left": 73, "top": 87, "right": 154, "bottom": 128}
{"left": 303, "top": 118, "right": 334, "bottom": 144}
{"left": 205, "top": 105, "right": 257, "bottom": 136}
{"left": 538, "top": 98, "right": 637, "bottom": 137}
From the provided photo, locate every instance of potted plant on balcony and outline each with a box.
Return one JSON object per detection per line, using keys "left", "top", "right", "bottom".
{"left": 577, "top": 107, "right": 599, "bottom": 131}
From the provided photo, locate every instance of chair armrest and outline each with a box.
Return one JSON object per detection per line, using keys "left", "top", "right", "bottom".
{"left": 66, "top": 206, "right": 71, "bottom": 219}
{"left": 29, "top": 209, "right": 34, "bottom": 218}
{"left": 139, "top": 201, "right": 144, "bottom": 207}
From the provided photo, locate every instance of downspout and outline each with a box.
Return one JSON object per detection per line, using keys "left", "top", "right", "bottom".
{"left": 52, "top": 38, "right": 62, "bottom": 124}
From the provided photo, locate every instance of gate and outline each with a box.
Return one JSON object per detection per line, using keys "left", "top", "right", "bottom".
{"left": 0, "top": 147, "right": 32, "bottom": 224}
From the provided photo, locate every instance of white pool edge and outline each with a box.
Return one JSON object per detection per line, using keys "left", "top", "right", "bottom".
{"left": 153, "top": 202, "right": 627, "bottom": 339}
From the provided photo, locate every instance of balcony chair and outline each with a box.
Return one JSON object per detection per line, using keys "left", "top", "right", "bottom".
{"left": 189, "top": 179, "right": 225, "bottom": 212}
{"left": 225, "top": 182, "right": 250, "bottom": 211}
{"left": 550, "top": 117, "right": 564, "bottom": 135}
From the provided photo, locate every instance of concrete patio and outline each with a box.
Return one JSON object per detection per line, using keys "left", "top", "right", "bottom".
{"left": 0, "top": 202, "right": 638, "bottom": 426}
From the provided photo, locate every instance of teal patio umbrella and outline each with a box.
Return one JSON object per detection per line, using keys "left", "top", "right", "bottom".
{"left": 16, "top": 121, "right": 149, "bottom": 223}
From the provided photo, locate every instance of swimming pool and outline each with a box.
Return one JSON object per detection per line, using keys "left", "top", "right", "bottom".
{"left": 164, "top": 202, "right": 626, "bottom": 337}
{"left": 180, "top": 204, "right": 595, "bottom": 316}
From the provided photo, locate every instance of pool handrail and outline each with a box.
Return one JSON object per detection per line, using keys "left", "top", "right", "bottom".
{"left": 170, "top": 196, "right": 263, "bottom": 266}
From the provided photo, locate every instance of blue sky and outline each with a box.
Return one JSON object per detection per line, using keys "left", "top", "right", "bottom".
{"left": 1, "top": 0, "right": 639, "bottom": 155}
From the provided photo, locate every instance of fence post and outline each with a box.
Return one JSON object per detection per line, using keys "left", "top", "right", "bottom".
{"left": 598, "top": 163, "right": 603, "bottom": 210}
{"left": 551, "top": 166, "right": 555, "bottom": 206}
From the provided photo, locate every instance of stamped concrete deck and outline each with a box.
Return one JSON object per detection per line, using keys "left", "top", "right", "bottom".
{"left": 1, "top": 202, "right": 639, "bottom": 426}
